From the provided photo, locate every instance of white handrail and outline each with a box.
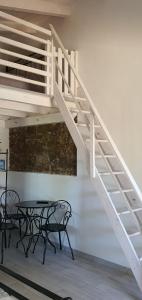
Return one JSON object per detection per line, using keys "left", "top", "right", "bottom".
{"left": 0, "top": 59, "right": 47, "bottom": 76}
{"left": 0, "top": 23, "right": 47, "bottom": 44}
{"left": 0, "top": 72, "right": 46, "bottom": 87}
{"left": 50, "top": 23, "right": 142, "bottom": 203}
{"left": 0, "top": 36, "right": 47, "bottom": 56}
{"left": 0, "top": 10, "right": 51, "bottom": 36}
{"left": 0, "top": 48, "right": 47, "bottom": 66}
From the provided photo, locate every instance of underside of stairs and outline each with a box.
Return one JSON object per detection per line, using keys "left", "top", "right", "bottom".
{"left": 0, "top": 10, "right": 142, "bottom": 292}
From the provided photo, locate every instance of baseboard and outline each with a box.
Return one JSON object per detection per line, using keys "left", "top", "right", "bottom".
{"left": 61, "top": 243, "right": 132, "bottom": 275}
{"left": 16, "top": 231, "right": 131, "bottom": 276}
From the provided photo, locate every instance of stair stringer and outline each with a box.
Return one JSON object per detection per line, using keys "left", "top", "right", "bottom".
{"left": 91, "top": 174, "right": 142, "bottom": 290}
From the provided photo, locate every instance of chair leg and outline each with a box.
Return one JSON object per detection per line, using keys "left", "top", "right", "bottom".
{"left": 8, "top": 231, "right": 11, "bottom": 248}
{"left": 59, "top": 231, "right": 62, "bottom": 250}
{"left": 26, "top": 235, "right": 34, "bottom": 258}
{"left": 46, "top": 232, "right": 56, "bottom": 254}
{"left": 1, "top": 231, "right": 4, "bottom": 264}
{"left": 16, "top": 219, "right": 21, "bottom": 249}
{"left": 32, "top": 234, "right": 40, "bottom": 254}
{"left": 4, "top": 230, "right": 7, "bottom": 249}
{"left": 65, "top": 230, "right": 74, "bottom": 260}
{"left": 19, "top": 219, "right": 22, "bottom": 238}
{"left": 43, "top": 237, "right": 47, "bottom": 265}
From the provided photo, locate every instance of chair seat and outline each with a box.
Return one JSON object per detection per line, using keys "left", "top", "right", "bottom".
{"left": 40, "top": 223, "right": 66, "bottom": 232}
{"left": 6, "top": 213, "right": 25, "bottom": 220}
{"left": 0, "top": 222, "right": 18, "bottom": 231}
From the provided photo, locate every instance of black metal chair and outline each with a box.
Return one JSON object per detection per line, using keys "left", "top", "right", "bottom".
{"left": 0, "top": 209, "right": 18, "bottom": 264}
{"left": 27, "top": 200, "right": 74, "bottom": 264}
{"left": 0, "top": 189, "right": 22, "bottom": 221}
{"left": 0, "top": 189, "right": 26, "bottom": 248}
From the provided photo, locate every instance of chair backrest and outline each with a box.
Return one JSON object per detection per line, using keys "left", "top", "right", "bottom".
{"left": 46, "top": 200, "right": 72, "bottom": 227}
{"left": 0, "top": 189, "right": 21, "bottom": 215}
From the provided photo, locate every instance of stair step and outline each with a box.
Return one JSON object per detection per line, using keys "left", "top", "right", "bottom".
{"left": 86, "top": 137, "right": 108, "bottom": 143}
{"left": 128, "top": 231, "right": 141, "bottom": 238}
{"left": 65, "top": 95, "right": 87, "bottom": 102}
{"left": 108, "top": 188, "right": 134, "bottom": 195}
{"left": 118, "top": 207, "right": 142, "bottom": 216}
{"left": 70, "top": 108, "right": 90, "bottom": 114}
{"left": 96, "top": 139, "right": 108, "bottom": 143}
{"left": 96, "top": 154, "right": 116, "bottom": 158}
{"left": 86, "top": 138, "right": 108, "bottom": 143}
{"left": 77, "top": 123, "right": 101, "bottom": 128}
{"left": 99, "top": 171, "right": 124, "bottom": 176}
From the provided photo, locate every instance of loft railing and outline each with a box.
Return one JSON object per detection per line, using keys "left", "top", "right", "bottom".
{"left": 5, "top": 47, "right": 78, "bottom": 96}
{"left": 0, "top": 11, "right": 52, "bottom": 94}
{"left": 0, "top": 10, "right": 77, "bottom": 96}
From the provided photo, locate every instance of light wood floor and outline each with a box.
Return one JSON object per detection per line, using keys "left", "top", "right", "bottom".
{"left": 0, "top": 238, "right": 142, "bottom": 300}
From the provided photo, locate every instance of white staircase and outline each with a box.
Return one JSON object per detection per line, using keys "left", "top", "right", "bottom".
{"left": 0, "top": 10, "right": 142, "bottom": 291}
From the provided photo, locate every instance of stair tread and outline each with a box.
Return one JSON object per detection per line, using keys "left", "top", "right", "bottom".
{"left": 108, "top": 188, "right": 134, "bottom": 194}
{"left": 118, "top": 207, "right": 142, "bottom": 215}
{"left": 96, "top": 154, "right": 116, "bottom": 158}
{"left": 86, "top": 138, "right": 108, "bottom": 143}
{"left": 65, "top": 95, "right": 87, "bottom": 102}
{"left": 96, "top": 139, "right": 108, "bottom": 143}
{"left": 86, "top": 137, "right": 108, "bottom": 143}
{"left": 70, "top": 108, "right": 90, "bottom": 114}
{"left": 77, "top": 123, "right": 101, "bottom": 128}
{"left": 128, "top": 231, "right": 141, "bottom": 237}
{"left": 99, "top": 171, "right": 124, "bottom": 176}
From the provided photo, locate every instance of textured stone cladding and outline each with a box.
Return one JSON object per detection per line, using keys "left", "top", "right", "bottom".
{"left": 9, "top": 123, "right": 77, "bottom": 175}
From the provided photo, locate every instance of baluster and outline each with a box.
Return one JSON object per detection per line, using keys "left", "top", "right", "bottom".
{"left": 64, "top": 50, "right": 69, "bottom": 95}
{"left": 45, "top": 40, "right": 50, "bottom": 95}
{"left": 70, "top": 51, "right": 75, "bottom": 96}
{"left": 74, "top": 51, "right": 78, "bottom": 97}
{"left": 90, "top": 112, "right": 95, "bottom": 178}
{"left": 58, "top": 47, "right": 63, "bottom": 93}
{"left": 51, "top": 37, "right": 54, "bottom": 96}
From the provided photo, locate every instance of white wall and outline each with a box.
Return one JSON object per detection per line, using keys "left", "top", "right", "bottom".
{"left": 7, "top": 113, "right": 127, "bottom": 267}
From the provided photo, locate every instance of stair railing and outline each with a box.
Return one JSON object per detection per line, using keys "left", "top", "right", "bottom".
{"left": 50, "top": 23, "right": 142, "bottom": 202}
{"left": 0, "top": 10, "right": 52, "bottom": 95}
{"left": 0, "top": 11, "right": 78, "bottom": 100}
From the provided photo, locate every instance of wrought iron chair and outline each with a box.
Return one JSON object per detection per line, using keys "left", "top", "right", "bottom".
{"left": 0, "top": 189, "right": 26, "bottom": 247}
{"left": 0, "top": 208, "right": 18, "bottom": 264}
{"left": 0, "top": 189, "right": 22, "bottom": 221}
{"left": 27, "top": 200, "right": 74, "bottom": 264}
